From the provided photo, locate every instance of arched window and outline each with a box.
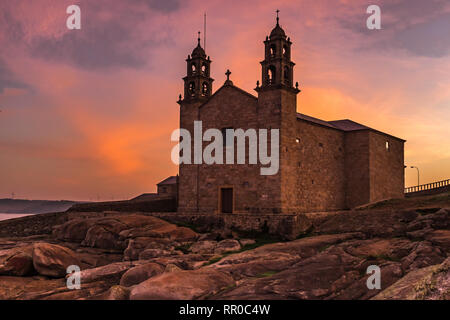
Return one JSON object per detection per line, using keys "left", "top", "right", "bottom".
{"left": 189, "top": 82, "right": 196, "bottom": 96}
{"left": 269, "top": 44, "right": 276, "bottom": 57}
{"left": 191, "top": 63, "right": 197, "bottom": 74}
{"left": 201, "top": 63, "right": 207, "bottom": 75}
{"left": 268, "top": 65, "right": 276, "bottom": 84}
{"left": 202, "top": 82, "right": 208, "bottom": 96}
{"left": 284, "top": 66, "right": 290, "bottom": 85}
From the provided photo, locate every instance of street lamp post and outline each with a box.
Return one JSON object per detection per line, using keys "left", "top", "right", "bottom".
{"left": 410, "top": 166, "right": 420, "bottom": 187}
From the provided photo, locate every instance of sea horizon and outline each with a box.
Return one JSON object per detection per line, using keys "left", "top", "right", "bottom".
{"left": 0, "top": 213, "right": 35, "bottom": 222}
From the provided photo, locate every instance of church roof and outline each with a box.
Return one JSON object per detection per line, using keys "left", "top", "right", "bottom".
{"left": 157, "top": 176, "right": 177, "bottom": 186}
{"left": 297, "top": 113, "right": 337, "bottom": 129}
{"left": 192, "top": 43, "right": 206, "bottom": 58}
{"left": 297, "top": 114, "right": 405, "bottom": 141}
{"left": 270, "top": 24, "right": 286, "bottom": 38}
{"left": 199, "top": 82, "right": 257, "bottom": 109}
{"left": 328, "top": 119, "right": 370, "bottom": 131}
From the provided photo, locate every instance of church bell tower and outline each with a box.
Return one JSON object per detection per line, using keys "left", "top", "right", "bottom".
{"left": 177, "top": 33, "right": 213, "bottom": 213}
{"left": 256, "top": 10, "right": 299, "bottom": 93}
{"left": 255, "top": 11, "right": 300, "bottom": 214}
{"left": 180, "top": 33, "right": 214, "bottom": 102}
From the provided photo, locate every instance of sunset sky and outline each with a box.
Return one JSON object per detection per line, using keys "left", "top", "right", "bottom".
{"left": 0, "top": 0, "right": 449, "bottom": 201}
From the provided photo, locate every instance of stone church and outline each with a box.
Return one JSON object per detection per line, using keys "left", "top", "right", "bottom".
{"left": 177, "top": 16, "right": 405, "bottom": 215}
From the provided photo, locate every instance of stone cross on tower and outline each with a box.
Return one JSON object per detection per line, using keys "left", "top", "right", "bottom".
{"left": 224, "top": 69, "right": 233, "bottom": 85}
{"left": 225, "top": 69, "right": 231, "bottom": 80}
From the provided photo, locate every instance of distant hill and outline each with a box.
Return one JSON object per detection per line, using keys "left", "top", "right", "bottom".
{"left": 0, "top": 199, "right": 81, "bottom": 214}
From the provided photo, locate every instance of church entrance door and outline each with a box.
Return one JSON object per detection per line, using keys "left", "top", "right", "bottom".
{"left": 220, "top": 187, "right": 233, "bottom": 213}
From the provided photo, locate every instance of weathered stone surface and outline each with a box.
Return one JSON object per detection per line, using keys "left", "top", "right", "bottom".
{"left": 52, "top": 218, "right": 95, "bottom": 242}
{"left": 1, "top": 196, "right": 449, "bottom": 300}
{"left": 92, "top": 285, "right": 131, "bottom": 300}
{"left": 33, "top": 243, "right": 81, "bottom": 278}
{"left": 0, "top": 276, "right": 65, "bottom": 300}
{"left": 72, "top": 261, "right": 137, "bottom": 284}
{"left": 138, "top": 249, "right": 173, "bottom": 260}
{"left": 41, "top": 281, "right": 110, "bottom": 300}
{"left": 123, "top": 237, "right": 170, "bottom": 261}
{"left": 82, "top": 224, "right": 126, "bottom": 250}
{"left": 314, "top": 210, "right": 417, "bottom": 238}
{"left": 120, "top": 263, "right": 164, "bottom": 287}
{"left": 0, "top": 245, "right": 34, "bottom": 276}
{"left": 372, "top": 258, "right": 450, "bottom": 300}
{"left": 425, "top": 230, "right": 450, "bottom": 251}
{"left": 164, "top": 263, "right": 182, "bottom": 273}
{"left": 401, "top": 241, "right": 445, "bottom": 272}
{"left": 54, "top": 214, "right": 199, "bottom": 250}
{"left": 130, "top": 269, "right": 234, "bottom": 300}
{"left": 189, "top": 240, "right": 217, "bottom": 254}
{"left": 215, "top": 239, "right": 241, "bottom": 254}
{"left": 239, "top": 239, "right": 256, "bottom": 247}
{"left": 209, "top": 233, "right": 362, "bottom": 279}
{"left": 343, "top": 238, "right": 413, "bottom": 261}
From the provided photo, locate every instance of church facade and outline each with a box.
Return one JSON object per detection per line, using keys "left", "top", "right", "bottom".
{"left": 177, "top": 17, "right": 405, "bottom": 215}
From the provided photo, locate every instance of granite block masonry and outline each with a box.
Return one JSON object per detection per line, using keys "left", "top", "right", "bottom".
{"left": 175, "top": 15, "right": 405, "bottom": 215}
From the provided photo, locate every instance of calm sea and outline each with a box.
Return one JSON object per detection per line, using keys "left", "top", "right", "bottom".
{"left": 0, "top": 213, "right": 35, "bottom": 221}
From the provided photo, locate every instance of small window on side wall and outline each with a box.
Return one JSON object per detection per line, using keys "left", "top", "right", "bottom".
{"left": 386, "top": 141, "right": 390, "bottom": 151}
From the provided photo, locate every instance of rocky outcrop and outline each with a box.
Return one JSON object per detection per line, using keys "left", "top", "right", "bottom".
{"left": 0, "top": 243, "right": 80, "bottom": 278}
{"left": 54, "top": 214, "right": 199, "bottom": 251}
{"left": 71, "top": 261, "right": 136, "bottom": 284}
{"left": 0, "top": 201, "right": 449, "bottom": 300}
{"left": 32, "top": 243, "right": 81, "bottom": 278}
{"left": 372, "top": 257, "right": 450, "bottom": 300}
{"left": 215, "top": 239, "right": 241, "bottom": 254}
{"left": 120, "top": 263, "right": 164, "bottom": 287}
{"left": 0, "top": 245, "right": 34, "bottom": 276}
{"left": 130, "top": 269, "right": 235, "bottom": 300}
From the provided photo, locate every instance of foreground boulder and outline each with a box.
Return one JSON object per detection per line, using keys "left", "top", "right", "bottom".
{"left": 130, "top": 269, "right": 234, "bottom": 300}
{"left": 33, "top": 243, "right": 81, "bottom": 278}
{"left": 0, "top": 243, "right": 81, "bottom": 278}
{"left": 72, "top": 261, "right": 138, "bottom": 284}
{"left": 120, "top": 263, "right": 164, "bottom": 287}
{"left": 0, "top": 246, "right": 34, "bottom": 276}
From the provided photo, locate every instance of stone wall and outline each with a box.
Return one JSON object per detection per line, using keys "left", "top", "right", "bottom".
{"left": 369, "top": 131, "right": 405, "bottom": 202}
{"left": 69, "top": 197, "right": 176, "bottom": 213}
{"left": 178, "top": 99, "right": 201, "bottom": 212}
{"left": 149, "top": 212, "right": 312, "bottom": 240}
{"left": 197, "top": 85, "right": 265, "bottom": 213}
{"left": 344, "top": 131, "right": 371, "bottom": 208}
{"left": 293, "top": 120, "right": 346, "bottom": 212}
{"left": 178, "top": 83, "right": 405, "bottom": 215}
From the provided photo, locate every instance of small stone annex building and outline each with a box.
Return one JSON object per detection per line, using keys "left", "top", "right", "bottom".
{"left": 176, "top": 15, "right": 405, "bottom": 215}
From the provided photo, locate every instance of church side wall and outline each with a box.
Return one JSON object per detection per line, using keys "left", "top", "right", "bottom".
{"left": 344, "top": 130, "right": 370, "bottom": 208}
{"left": 291, "top": 120, "right": 346, "bottom": 213}
{"left": 368, "top": 131, "right": 405, "bottom": 202}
